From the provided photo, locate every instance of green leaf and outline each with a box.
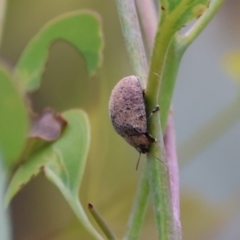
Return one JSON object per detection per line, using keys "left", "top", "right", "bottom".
{"left": 15, "top": 11, "right": 103, "bottom": 91}
{"left": 0, "top": 66, "right": 29, "bottom": 166}
{"left": 45, "top": 110, "right": 90, "bottom": 197}
{"left": 5, "top": 109, "right": 103, "bottom": 239}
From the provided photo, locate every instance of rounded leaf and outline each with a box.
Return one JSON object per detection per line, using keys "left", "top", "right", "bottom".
{"left": 0, "top": 66, "right": 29, "bottom": 166}
{"left": 15, "top": 11, "right": 103, "bottom": 91}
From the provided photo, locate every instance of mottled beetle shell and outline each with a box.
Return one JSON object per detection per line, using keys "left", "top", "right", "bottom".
{"left": 109, "top": 75, "right": 150, "bottom": 153}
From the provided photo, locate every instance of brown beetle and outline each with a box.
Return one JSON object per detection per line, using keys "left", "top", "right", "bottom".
{"left": 109, "top": 76, "right": 159, "bottom": 167}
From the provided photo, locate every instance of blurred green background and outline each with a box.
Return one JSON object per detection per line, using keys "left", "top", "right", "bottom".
{"left": 1, "top": 0, "right": 240, "bottom": 239}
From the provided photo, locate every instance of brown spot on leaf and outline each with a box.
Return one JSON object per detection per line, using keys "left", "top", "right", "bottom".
{"left": 193, "top": 4, "right": 207, "bottom": 19}
{"left": 161, "top": 6, "right": 165, "bottom": 11}
{"left": 30, "top": 108, "right": 67, "bottom": 141}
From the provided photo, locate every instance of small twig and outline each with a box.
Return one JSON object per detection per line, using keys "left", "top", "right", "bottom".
{"left": 115, "top": 0, "right": 148, "bottom": 87}
{"left": 164, "top": 109, "right": 181, "bottom": 235}
{"left": 135, "top": 0, "right": 158, "bottom": 52}
{"left": 140, "top": 1, "right": 176, "bottom": 239}
{"left": 178, "top": 0, "right": 225, "bottom": 49}
{"left": 123, "top": 167, "right": 150, "bottom": 240}
{"left": 116, "top": 0, "right": 224, "bottom": 239}
{"left": 0, "top": 0, "right": 7, "bottom": 47}
{"left": 115, "top": 0, "right": 151, "bottom": 239}
{"left": 64, "top": 196, "right": 104, "bottom": 240}
{"left": 88, "top": 203, "right": 117, "bottom": 240}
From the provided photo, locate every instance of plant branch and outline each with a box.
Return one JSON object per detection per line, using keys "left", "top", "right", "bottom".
{"left": 147, "top": 141, "right": 175, "bottom": 239}
{"left": 88, "top": 203, "right": 117, "bottom": 240}
{"left": 115, "top": 0, "right": 150, "bottom": 239}
{"left": 69, "top": 196, "right": 104, "bottom": 240}
{"left": 143, "top": 5, "right": 177, "bottom": 239}
{"left": 137, "top": 1, "right": 182, "bottom": 238}
{"left": 135, "top": 0, "right": 158, "bottom": 52}
{"left": 160, "top": 0, "right": 225, "bottom": 130}
{"left": 123, "top": 167, "right": 150, "bottom": 240}
{"left": 144, "top": 1, "right": 225, "bottom": 239}
{"left": 159, "top": 39, "right": 183, "bottom": 131}
{"left": 116, "top": 0, "right": 224, "bottom": 239}
{"left": 145, "top": 22, "right": 175, "bottom": 108}
{"left": 115, "top": 0, "right": 148, "bottom": 87}
{"left": 164, "top": 110, "right": 181, "bottom": 234}
{"left": 0, "top": 0, "right": 7, "bottom": 47}
{"left": 178, "top": 0, "right": 225, "bottom": 49}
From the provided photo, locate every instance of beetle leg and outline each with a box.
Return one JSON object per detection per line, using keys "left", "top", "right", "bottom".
{"left": 145, "top": 132, "right": 157, "bottom": 143}
{"left": 148, "top": 105, "right": 160, "bottom": 120}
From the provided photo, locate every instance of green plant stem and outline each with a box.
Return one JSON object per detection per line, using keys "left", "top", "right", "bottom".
{"left": 144, "top": 1, "right": 225, "bottom": 239}
{"left": 123, "top": 165, "right": 150, "bottom": 240}
{"left": 115, "top": 1, "right": 151, "bottom": 239}
{"left": 178, "top": 0, "right": 225, "bottom": 49}
{"left": 164, "top": 110, "right": 181, "bottom": 231}
{"left": 145, "top": 25, "right": 175, "bottom": 109}
{"left": 160, "top": 0, "right": 225, "bottom": 130}
{"left": 159, "top": 41, "right": 183, "bottom": 130}
{"left": 88, "top": 203, "right": 117, "bottom": 240}
{"left": 69, "top": 196, "right": 104, "bottom": 240}
{"left": 144, "top": 11, "right": 177, "bottom": 240}
{"left": 138, "top": 1, "right": 182, "bottom": 235}
{"left": 0, "top": 0, "right": 7, "bottom": 47}
{"left": 0, "top": 154, "right": 11, "bottom": 240}
{"left": 137, "top": 1, "right": 182, "bottom": 238}
{"left": 116, "top": 0, "right": 224, "bottom": 239}
{"left": 147, "top": 38, "right": 183, "bottom": 240}
{"left": 147, "top": 135, "right": 175, "bottom": 239}
{"left": 135, "top": 0, "right": 157, "bottom": 53}
{"left": 115, "top": 0, "right": 148, "bottom": 87}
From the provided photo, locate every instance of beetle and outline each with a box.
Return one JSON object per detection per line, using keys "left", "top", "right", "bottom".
{"left": 109, "top": 75, "right": 159, "bottom": 168}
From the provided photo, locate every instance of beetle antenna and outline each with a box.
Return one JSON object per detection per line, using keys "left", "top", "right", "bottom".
{"left": 148, "top": 152, "right": 164, "bottom": 164}
{"left": 136, "top": 153, "right": 142, "bottom": 170}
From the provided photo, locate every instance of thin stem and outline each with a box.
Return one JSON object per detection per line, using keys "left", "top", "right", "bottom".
{"left": 0, "top": 0, "right": 7, "bottom": 47}
{"left": 178, "top": 0, "right": 225, "bottom": 50}
{"left": 135, "top": 0, "right": 158, "bottom": 52}
{"left": 147, "top": 136, "right": 175, "bottom": 239}
{"left": 161, "top": 0, "right": 225, "bottom": 130}
{"left": 164, "top": 110, "right": 181, "bottom": 235}
{"left": 137, "top": 1, "right": 182, "bottom": 238}
{"left": 123, "top": 166, "right": 150, "bottom": 240}
{"left": 145, "top": 23, "right": 175, "bottom": 108}
{"left": 115, "top": 0, "right": 150, "bottom": 239}
{"left": 159, "top": 0, "right": 226, "bottom": 160}
{"left": 88, "top": 203, "right": 117, "bottom": 240}
{"left": 159, "top": 39, "right": 183, "bottom": 131}
{"left": 148, "top": 0, "right": 223, "bottom": 239}
{"left": 115, "top": 0, "right": 148, "bottom": 87}
{"left": 69, "top": 196, "right": 104, "bottom": 240}
{"left": 0, "top": 154, "right": 11, "bottom": 240}
{"left": 144, "top": 8, "right": 176, "bottom": 240}
{"left": 116, "top": 0, "right": 224, "bottom": 239}
{"left": 144, "top": 1, "right": 225, "bottom": 239}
